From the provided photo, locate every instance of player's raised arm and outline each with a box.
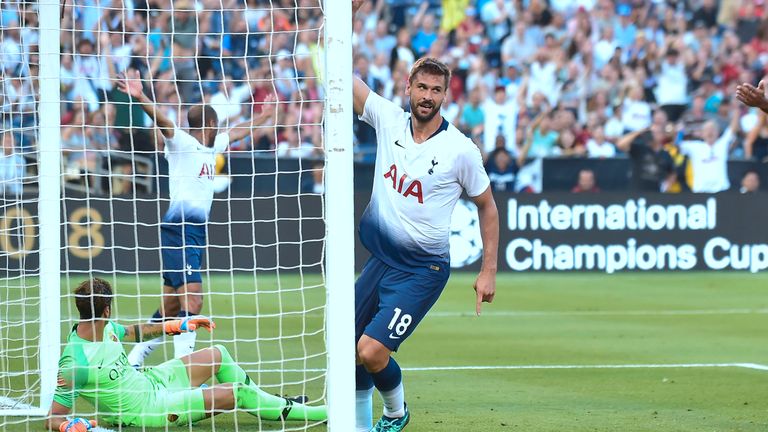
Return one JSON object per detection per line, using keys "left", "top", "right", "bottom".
{"left": 116, "top": 69, "right": 175, "bottom": 139}
{"left": 227, "top": 94, "right": 277, "bottom": 143}
{"left": 470, "top": 186, "right": 499, "bottom": 315}
{"left": 353, "top": 75, "right": 372, "bottom": 117}
{"left": 352, "top": 0, "right": 371, "bottom": 116}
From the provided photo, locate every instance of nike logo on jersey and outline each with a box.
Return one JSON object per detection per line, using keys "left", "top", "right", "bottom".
{"left": 394, "top": 140, "right": 404, "bottom": 148}
{"left": 388, "top": 333, "right": 401, "bottom": 340}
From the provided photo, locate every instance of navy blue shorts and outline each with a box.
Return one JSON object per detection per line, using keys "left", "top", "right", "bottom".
{"left": 355, "top": 256, "right": 449, "bottom": 351}
{"left": 160, "top": 222, "right": 206, "bottom": 288}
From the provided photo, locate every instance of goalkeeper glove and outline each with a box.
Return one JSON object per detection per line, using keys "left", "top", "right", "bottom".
{"left": 58, "top": 418, "right": 96, "bottom": 432}
{"left": 164, "top": 316, "right": 215, "bottom": 335}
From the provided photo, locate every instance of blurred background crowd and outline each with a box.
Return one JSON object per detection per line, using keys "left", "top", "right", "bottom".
{"left": 0, "top": 0, "right": 767, "bottom": 196}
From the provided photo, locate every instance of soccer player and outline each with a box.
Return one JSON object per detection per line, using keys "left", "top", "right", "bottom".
{"left": 46, "top": 278, "right": 326, "bottom": 431}
{"left": 115, "top": 70, "right": 275, "bottom": 365}
{"left": 351, "top": 4, "right": 499, "bottom": 430}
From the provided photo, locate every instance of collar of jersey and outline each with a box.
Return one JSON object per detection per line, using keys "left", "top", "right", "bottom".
{"left": 408, "top": 116, "right": 449, "bottom": 143}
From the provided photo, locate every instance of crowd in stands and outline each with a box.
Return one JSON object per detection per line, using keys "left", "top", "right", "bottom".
{"left": 1, "top": 0, "right": 768, "bottom": 195}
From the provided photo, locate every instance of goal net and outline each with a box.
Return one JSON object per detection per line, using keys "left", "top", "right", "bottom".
{"left": 0, "top": 0, "right": 353, "bottom": 430}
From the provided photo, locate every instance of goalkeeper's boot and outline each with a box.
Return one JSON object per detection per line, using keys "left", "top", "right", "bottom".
{"left": 371, "top": 404, "right": 410, "bottom": 432}
{"left": 280, "top": 394, "right": 309, "bottom": 404}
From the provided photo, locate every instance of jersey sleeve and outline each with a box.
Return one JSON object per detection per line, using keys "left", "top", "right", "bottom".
{"left": 213, "top": 132, "right": 230, "bottom": 154}
{"left": 111, "top": 321, "right": 126, "bottom": 341}
{"left": 164, "top": 128, "right": 197, "bottom": 153}
{"left": 457, "top": 141, "right": 491, "bottom": 197}
{"left": 359, "top": 90, "right": 404, "bottom": 130}
{"left": 52, "top": 345, "right": 89, "bottom": 409}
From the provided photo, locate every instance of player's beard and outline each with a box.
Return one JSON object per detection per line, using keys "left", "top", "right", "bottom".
{"left": 410, "top": 98, "right": 441, "bottom": 123}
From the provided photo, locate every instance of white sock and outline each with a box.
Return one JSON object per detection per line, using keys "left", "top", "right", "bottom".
{"left": 127, "top": 336, "right": 162, "bottom": 367}
{"left": 355, "top": 387, "right": 374, "bottom": 432}
{"left": 380, "top": 383, "right": 405, "bottom": 418}
{"left": 173, "top": 331, "right": 197, "bottom": 358}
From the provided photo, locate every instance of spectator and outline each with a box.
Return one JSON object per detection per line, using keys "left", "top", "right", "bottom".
{"left": 679, "top": 118, "right": 739, "bottom": 193}
{"left": 0, "top": 130, "right": 24, "bottom": 197}
{"left": 389, "top": 28, "right": 415, "bottom": 71}
{"left": 458, "top": 86, "right": 485, "bottom": 142}
{"left": 276, "top": 126, "right": 316, "bottom": 159}
{"left": 680, "top": 93, "right": 717, "bottom": 140}
{"left": 585, "top": 125, "right": 616, "bottom": 158}
{"left": 655, "top": 49, "right": 689, "bottom": 122}
{"left": 571, "top": 169, "right": 600, "bottom": 193}
{"left": 411, "top": 3, "right": 437, "bottom": 57}
{"left": 485, "top": 139, "right": 518, "bottom": 192}
{"left": 620, "top": 84, "right": 652, "bottom": 132}
{"left": 554, "top": 128, "right": 586, "bottom": 157}
{"left": 615, "top": 125, "right": 676, "bottom": 192}
{"left": 740, "top": 170, "right": 760, "bottom": 193}
{"left": 482, "top": 85, "right": 518, "bottom": 154}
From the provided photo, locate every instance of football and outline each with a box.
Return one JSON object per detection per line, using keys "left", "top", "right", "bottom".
{"left": 449, "top": 199, "right": 483, "bottom": 268}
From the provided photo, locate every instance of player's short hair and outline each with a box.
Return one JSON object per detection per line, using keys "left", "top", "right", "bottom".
{"left": 74, "top": 278, "right": 113, "bottom": 320}
{"left": 408, "top": 57, "right": 451, "bottom": 90}
{"left": 188, "top": 105, "right": 218, "bottom": 129}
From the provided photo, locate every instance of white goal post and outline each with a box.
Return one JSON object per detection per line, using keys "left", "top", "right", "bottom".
{"left": 0, "top": 0, "right": 355, "bottom": 429}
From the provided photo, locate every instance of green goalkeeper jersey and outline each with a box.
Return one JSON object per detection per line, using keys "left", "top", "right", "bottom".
{"left": 53, "top": 321, "right": 162, "bottom": 423}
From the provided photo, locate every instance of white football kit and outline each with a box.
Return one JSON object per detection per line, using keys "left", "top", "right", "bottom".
{"left": 679, "top": 128, "right": 732, "bottom": 193}
{"left": 163, "top": 129, "right": 229, "bottom": 223}
{"left": 358, "top": 91, "right": 490, "bottom": 275}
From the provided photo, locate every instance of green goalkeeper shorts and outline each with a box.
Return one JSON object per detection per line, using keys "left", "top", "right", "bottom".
{"left": 122, "top": 358, "right": 207, "bottom": 427}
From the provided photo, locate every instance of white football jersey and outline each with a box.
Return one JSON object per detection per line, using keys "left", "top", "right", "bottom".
{"left": 359, "top": 91, "right": 490, "bottom": 275}
{"left": 680, "top": 128, "right": 732, "bottom": 193}
{"left": 163, "top": 128, "right": 229, "bottom": 223}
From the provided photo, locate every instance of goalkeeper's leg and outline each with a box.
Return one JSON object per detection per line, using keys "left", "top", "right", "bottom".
{"left": 127, "top": 285, "right": 180, "bottom": 367}
{"left": 190, "top": 345, "right": 326, "bottom": 421}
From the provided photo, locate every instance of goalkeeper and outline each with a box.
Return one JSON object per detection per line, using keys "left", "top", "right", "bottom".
{"left": 45, "top": 278, "right": 326, "bottom": 430}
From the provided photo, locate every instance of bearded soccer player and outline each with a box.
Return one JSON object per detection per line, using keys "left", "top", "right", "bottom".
{"left": 351, "top": 5, "right": 499, "bottom": 431}
{"left": 115, "top": 70, "right": 275, "bottom": 365}
{"left": 46, "top": 278, "right": 326, "bottom": 431}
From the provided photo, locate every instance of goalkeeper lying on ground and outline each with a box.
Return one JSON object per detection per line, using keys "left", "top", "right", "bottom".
{"left": 45, "top": 278, "right": 326, "bottom": 431}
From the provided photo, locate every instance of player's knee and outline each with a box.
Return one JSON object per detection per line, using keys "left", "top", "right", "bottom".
{"left": 356, "top": 340, "right": 388, "bottom": 372}
{"left": 212, "top": 344, "right": 227, "bottom": 365}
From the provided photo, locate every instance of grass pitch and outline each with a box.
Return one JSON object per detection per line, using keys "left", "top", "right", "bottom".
{"left": 2, "top": 272, "right": 768, "bottom": 431}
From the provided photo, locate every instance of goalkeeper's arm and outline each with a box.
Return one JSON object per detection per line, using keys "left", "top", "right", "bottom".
{"left": 45, "top": 400, "right": 96, "bottom": 431}
{"left": 122, "top": 316, "right": 215, "bottom": 342}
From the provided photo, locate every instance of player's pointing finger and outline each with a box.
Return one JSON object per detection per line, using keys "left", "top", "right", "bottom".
{"left": 476, "top": 290, "right": 483, "bottom": 316}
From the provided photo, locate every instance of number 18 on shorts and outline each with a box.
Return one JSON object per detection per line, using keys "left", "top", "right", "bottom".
{"left": 355, "top": 256, "right": 449, "bottom": 351}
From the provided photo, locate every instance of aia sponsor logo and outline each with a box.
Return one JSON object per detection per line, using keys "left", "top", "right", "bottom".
{"left": 383, "top": 164, "right": 423, "bottom": 203}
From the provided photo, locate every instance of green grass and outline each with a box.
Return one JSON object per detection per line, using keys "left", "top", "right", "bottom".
{"left": 3, "top": 272, "right": 768, "bottom": 431}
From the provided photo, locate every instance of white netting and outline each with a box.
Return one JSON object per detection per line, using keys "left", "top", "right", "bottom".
{"left": 1, "top": 0, "right": 333, "bottom": 430}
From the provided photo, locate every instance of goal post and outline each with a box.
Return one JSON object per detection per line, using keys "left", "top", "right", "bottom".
{"left": 322, "top": 0, "right": 356, "bottom": 430}
{"left": 36, "top": 0, "right": 62, "bottom": 418}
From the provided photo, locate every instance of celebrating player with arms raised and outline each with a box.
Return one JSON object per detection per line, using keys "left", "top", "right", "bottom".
{"left": 115, "top": 70, "right": 275, "bottom": 365}
{"left": 45, "top": 278, "right": 326, "bottom": 431}
{"left": 351, "top": 4, "right": 499, "bottom": 431}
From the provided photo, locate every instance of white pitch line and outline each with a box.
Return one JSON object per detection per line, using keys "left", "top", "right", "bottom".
{"left": 430, "top": 308, "right": 768, "bottom": 317}
{"left": 6, "top": 308, "right": 766, "bottom": 322}
{"left": 402, "top": 363, "right": 761, "bottom": 371}
{"left": 735, "top": 363, "right": 768, "bottom": 371}
{"left": 237, "top": 363, "right": 768, "bottom": 373}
